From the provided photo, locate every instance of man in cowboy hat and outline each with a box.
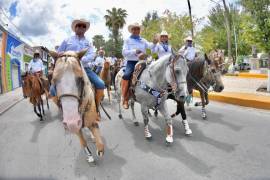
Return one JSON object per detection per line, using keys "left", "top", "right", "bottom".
{"left": 152, "top": 30, "right": 172, "bottom": 58}
{"left": 179, "top": 36, "right": 196, "bottom": 62}
{"left": 94, "top": 48, "right": 106, "bottom": 75}
{"left": 52, "top": 18, "right": 105, "bottom": 109}
{"left": 121, "top": 22, "right": 157, "bottom": 109}
{"left": 28, "top": 50, "right": 49, "bottom": 93}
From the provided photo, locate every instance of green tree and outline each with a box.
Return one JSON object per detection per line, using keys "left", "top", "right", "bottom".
{"left": 104, "top": 7, "right": 128, "bottom": 44}
{"left": 92, "top": 35, "right": 105, "bottom": 50}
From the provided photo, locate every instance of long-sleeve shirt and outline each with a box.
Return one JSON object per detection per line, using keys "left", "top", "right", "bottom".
{"left": 122, "top": 37, "right": 154, "bottom": 61}
{"left": 152, "top": 43, "right": 172, "bottom": 58}
{"left": 179, "top": 45, "right": 196, "bottom": 61}
{"left": 95, "top": 56, "right": 105, "bottom": 66}
{"left": 28, "top": 59, "right": 44, "bottom": 73}
{"left": 57, "top": 35, "right": 96, "bottom": 68}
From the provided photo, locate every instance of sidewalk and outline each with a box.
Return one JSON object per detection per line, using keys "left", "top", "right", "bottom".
{"left": 0, "top": 88, "right": 24, "bottom": 115}
{"left": 193, "top": 76, "right": 270, "bottom": 110}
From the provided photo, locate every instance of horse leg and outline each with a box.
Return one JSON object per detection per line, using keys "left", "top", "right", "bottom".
{"left": 33, "top": 105, "right": 41, "bottom": 118}
{"left": 37, "top": 102, "right": 43, "bottom": 121}
{"left": 200, "top": 91, "right": 207, "bottom": 120}
{"left": 171, "top": 100, "right": 181, "bottom": 118}
{"left": 158, "top": 103, "right": 173, "bottom": 144}
{"left": 107, "top": 86, "right": 111, "bottom": 103}
{"left": 88, "top": 122, "right": 104, "bottom": 157}
{"left": 179, "top": 101, "right": 192, "bottom": 136}
{"left": 141, "top": 105, "right": 152, "bottom": 139}
{"left": 130, "top": 99, "right": 138, "bottom": 126}
{"left": 41, "top": 98, "right": 45, "bottom": 115}
{"left": 76, "top": 130, "right": 95, "bottom": 163}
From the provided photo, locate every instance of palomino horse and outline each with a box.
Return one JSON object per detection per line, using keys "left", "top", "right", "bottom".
{"left": 170, "top": 54, "right": 224, "bottom": 120}
{"left": 99, "top": 59, "right": 111, "bottom": 103}
{"left": 22, "top": 72, "right": 49, "bottom": 120}
{"left": 50, "top": 50, "right": 104, "bottom": 163}
{"left": 115, "top": 54, "right": 190, "bottom": 144}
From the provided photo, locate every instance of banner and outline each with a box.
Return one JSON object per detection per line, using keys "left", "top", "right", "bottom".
{"left": 6, "top": 34, "right": 24, "bottom": 90}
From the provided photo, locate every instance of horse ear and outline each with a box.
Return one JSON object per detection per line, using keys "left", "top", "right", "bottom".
{"left": 77, "top": 48, "right": 88, "bottom": 59}
{"left": 49, "top": 51, "right": 59, "bottom": 60}
{"left": 204, "top": 53, "right": 211, "bottom": 65}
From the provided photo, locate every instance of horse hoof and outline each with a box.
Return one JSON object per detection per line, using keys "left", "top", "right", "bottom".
{"left": 40, "top": 118, "right": 44, "bottom": 121}
{"left": 154, "top": 112, "right": 158, "bottom": 117}
{"left": 118, "top": 114, "right": 123, "bottom": 119}
{"left": 134, "top": 122, "right": 139, "bottom": 126}
{"left": 202, "top": 115, "right": 207, "bottom": 120}
{"left": 86, "top": 155, "right": 95, "bottom": 163}
{"left": 166, "top": 136, "right": 173, "bottom": 144}
{"left": 185, "top": 129, "right": 193, "bottom": 136}
{"left": 97, "top": 150, "right": 104, "bottom": 157}
{"left": 145, "top": 136, "right": 152, "bottom": 140}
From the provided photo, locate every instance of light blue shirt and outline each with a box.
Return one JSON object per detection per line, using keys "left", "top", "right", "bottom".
{"left": 152, "top": 43, "right": 172, "bottom": 58}
{"left": 122, "top": 37, "right": 154, "bottom": 61}
{"left": 28, "top": 58, "right": 44, "bottom": 73}
{"left": 57, "top": 35, "right": 96, "bottom": 67}
{"left": 95, "top": 56, "right": 105, "bottom": 66}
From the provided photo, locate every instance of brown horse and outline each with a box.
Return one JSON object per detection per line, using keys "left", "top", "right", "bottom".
{"left": 208, "top": 49, "right": 225, "bottom": 73}
{"left": 110, "top": 58, "right": 122, "bottom": 90}
{"left": 21, "top": 72, "right": 49, "bottom": 120}
{"left": 50, "top": 50, "right": 104, "bottom": 163}
{"left": 99, "top": 59, "right": 111, "bottom": 103}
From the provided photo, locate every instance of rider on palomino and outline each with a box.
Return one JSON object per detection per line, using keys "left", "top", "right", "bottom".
{"left": 152, "top": 30, "right": 172, "bottom": 58}
{"left": 179, "top": 36, "right": 196, "bottom": 62}
{"left": 121, "top": 22, "right": 157, "bottom": 109}
{"left": 50, "top": 18, "right": 105, "bottom": 108}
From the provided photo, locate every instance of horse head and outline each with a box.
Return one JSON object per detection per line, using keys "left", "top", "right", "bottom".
{"left": 49, "top": 49, "right": 87, "bottom": 133}
{"left": 203, "top": 53, "right": 224, "bottom": 92}
{"left": 166, "top": 54, "right": 188, "bottom": 101}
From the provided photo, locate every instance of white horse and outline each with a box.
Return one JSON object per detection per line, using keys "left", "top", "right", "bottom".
{"left": 115, "top": 54, "right": 191, "bottom": 144}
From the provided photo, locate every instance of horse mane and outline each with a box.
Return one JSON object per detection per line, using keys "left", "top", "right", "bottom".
{"left": 148, "top": 54, "right": 171, "bottom": 71}
{"left": 52, "top": 51, "right": 83, "bottom": 84}
{"left": 188, "top": 58, "right": 206, "bottom": 80}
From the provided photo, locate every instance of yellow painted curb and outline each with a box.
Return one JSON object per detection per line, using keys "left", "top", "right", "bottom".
{"left": 225, "top": 73, "right": 267, "bottom": 79}
{"left": 193, "top": 90, "right": 270, "bottom": 110}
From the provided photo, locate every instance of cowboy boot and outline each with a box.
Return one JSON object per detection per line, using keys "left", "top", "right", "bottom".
{"left": 95, "top": 89, "right": 104, "bottom": 119}
{"left": 121, "top": 79, "right": 129, "bottom": 109}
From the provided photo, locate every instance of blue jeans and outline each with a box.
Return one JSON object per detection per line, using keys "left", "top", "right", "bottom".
{"left": 84, "top": 67, "right": 105, "bottom": 89}
{"left": 122, "top": 61, "right": 138, "bottom": 80}
{"left": 95, "top": 66, "right": 102, "bottom": 75}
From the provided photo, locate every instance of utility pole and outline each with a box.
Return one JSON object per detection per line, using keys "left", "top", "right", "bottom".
{"left": 222, "top": 0, "right": 232, "bottom": 63}
{"left": 187, "top": 0, "right": 194, "bottom": 39}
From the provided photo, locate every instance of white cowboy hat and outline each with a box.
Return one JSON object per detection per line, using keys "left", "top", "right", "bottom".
{"left": 160, "top": 30, "right": 169, "bottom": 36}
{"left": 185, "top": 36, "right": 193, "bottom": 41}
{"left": 71, "top": 18, "right": 90, "bottom": 32}
{"left": 128, "top": 22, "right": 144, "bottom": 33}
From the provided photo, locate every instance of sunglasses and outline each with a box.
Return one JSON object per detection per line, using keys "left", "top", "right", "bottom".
{"left": 76, "top": 24, "right": 87, "bottom": 28}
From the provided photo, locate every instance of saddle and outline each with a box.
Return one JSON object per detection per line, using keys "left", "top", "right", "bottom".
{"left": 131, "top": 61, "right": 147, "bottom": 87}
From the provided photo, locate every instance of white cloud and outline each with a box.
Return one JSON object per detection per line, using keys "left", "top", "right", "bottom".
{"left": 2, "top": 0, "right": 223, "bottom": 49}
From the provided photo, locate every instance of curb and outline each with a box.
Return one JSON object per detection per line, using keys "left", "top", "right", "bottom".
{"left": 0, "top": 97, "right": 24, "bottom": 116}
{"left": 225, "top": 73, "right": 267, "bottom": 79}
{"left": 193, "top": 91, "right": 270, "bottom": 110}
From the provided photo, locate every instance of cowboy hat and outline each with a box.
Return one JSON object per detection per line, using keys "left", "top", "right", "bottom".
{"left": 185, "top": 36, "right": 193, "bottom": 41}
{"left": 128, "top": 22, "right": 144, "bottom": 33}
{"left": 71, "top": 18, "right": 90, "bottom": 32}
{"left": 160, "top": 30, "right": 169, "bottom": 36}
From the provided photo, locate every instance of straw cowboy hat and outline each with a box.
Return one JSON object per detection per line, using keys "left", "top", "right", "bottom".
{"left": 71, "top": 18, "right": 90, "bottom": 32}
{"left": 160, "top": 30, "right": 169, "bottom": 36}
{"left": 128, "top": 22, "right": 144, "bottom": 33}
{"left": 185, "top": 36, "right": 193, "bottom": 41}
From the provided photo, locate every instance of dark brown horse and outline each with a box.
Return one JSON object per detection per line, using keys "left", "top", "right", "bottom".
{"left": 22, "top": 72, "right": 49, "bottom": 120}
{"left": 100, "top": 59, "right": 111, "bottom": 103}
{"left": 169, "top": 54, "right": 224, "bottom": 120}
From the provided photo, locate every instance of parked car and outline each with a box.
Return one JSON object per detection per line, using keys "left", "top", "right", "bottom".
{"left": 235, "top": 62, "right": 251, "bottom": 71}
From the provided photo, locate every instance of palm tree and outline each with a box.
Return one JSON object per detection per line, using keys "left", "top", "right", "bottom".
{"left": 104, "top": 7, "right": 128, "bottom": 44}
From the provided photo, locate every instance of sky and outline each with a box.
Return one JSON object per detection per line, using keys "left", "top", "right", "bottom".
{"left": 0, "top": 0, "right": 235, "bottom": 49}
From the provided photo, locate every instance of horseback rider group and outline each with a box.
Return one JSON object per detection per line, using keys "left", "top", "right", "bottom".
{"left": 45, "top": 18, "right": 196, "bottom": 114}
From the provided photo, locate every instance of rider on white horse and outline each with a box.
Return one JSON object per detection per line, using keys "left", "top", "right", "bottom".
{"left": 152, "top": 30, "right": 173, "bottom": 58}
{"left": 121, "top": 22, "right": 157, "bottom": 109}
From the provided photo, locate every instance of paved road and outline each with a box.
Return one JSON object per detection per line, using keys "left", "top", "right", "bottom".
{"left": 0, "top": 94, "right": 270, "bottom": 180}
